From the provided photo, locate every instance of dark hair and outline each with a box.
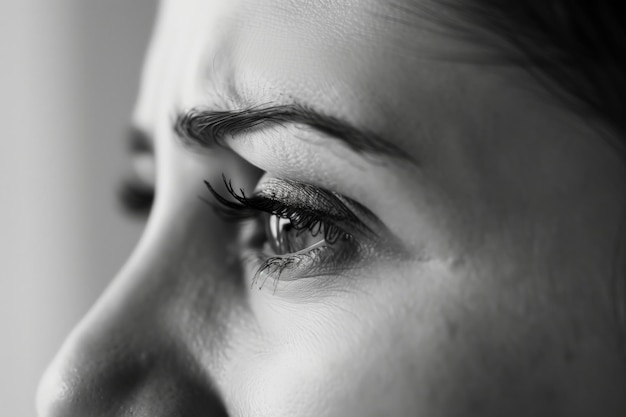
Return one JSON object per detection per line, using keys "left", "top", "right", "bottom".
{"left": 403, "top": 0, "right": 626, "bottom": 352}
{"left": 452, "top": 0, "right": 626, "bottom": 348}
{"left": 463, "top": 2, "right": 624, "bottom": 148}
{"left": 403, "top": 1, "right": 626, "bottom": 142}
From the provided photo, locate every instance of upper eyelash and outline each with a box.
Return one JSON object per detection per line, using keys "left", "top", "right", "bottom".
{"left": 202, "top": 174, "right": 351, "bottom": 245}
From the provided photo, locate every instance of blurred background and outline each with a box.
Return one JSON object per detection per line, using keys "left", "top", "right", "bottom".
{"left": 0, "top": 1, "right": 157, "bottom": 414}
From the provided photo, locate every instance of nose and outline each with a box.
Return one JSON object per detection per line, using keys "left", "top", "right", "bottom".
{"left": 36, "top": 209, "right": 236, "bottom": 417}
{"left": 37, "top": 329, "right": 228, "bottom": 416}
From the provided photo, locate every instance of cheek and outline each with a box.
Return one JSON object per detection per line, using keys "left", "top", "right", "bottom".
{"left": 217, "top": 255, "right": 621, "bottom": 416}
{"left": 216, "top": 263, "right": 453, "bottom": 416}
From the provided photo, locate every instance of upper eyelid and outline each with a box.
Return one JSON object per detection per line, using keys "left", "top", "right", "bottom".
{"left": 240, "top": 179, "right": 411, "bottom": 263}
{"left": 257, "top": 179, "right": 408, "bottom": 255}
{"left": 216, "top": 175, "right": 383, "bottom": 240}
{"left": 255, "top": 178, "right": 366, "bottom": 223}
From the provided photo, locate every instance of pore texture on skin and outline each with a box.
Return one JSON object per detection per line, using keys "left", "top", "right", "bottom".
{"left": 36, "top": 0, "right": 626, "bottom": 416}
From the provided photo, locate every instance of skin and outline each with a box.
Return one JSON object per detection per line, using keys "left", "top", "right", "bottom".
{"left": 37, "top": 0, "right": 626, "bottom": 416}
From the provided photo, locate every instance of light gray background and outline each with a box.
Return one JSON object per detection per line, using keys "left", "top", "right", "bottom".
{"left": 0, "top": 1, "right": 157, "bottom": 414}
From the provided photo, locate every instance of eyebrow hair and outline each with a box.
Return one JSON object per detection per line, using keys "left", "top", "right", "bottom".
{"left": 173, "top": 103, "right": 412, "bottom": 162}
{"left": 127, "top": 126, "right": 153, "bottom": 154}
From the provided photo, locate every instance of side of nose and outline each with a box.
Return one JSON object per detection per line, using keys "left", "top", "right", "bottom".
{"left": 37, "top": 329, "right": 228, "bottom": 417}
{"left": 37, "top": 333, "right": 229, "bottom": 417}
{"left": 36, "top": 216, "right": 237, "bottom": 417}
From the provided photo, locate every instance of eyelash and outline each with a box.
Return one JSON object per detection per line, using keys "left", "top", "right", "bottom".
{"left": 204, "top": 176, "right": 350, "bottom": 242}
{"left": 203, "top": 175, "right": 363, "bottom": 289}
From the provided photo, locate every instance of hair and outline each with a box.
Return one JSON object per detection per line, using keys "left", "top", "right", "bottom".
{"left": 407, "top": 1, "right": 625, "bottom": 146}
{"left": 450, "top": 0, "right": 626, "bottom": 350}
{"left": 463, "top": 2, "right": 625, "bottom": 147}
{"left": 402, "top": 0, "right": 626, "bottom": 354}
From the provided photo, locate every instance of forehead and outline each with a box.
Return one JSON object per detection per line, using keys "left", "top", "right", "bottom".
{"left": 135, "top": 0, "right": 508, "bottom": 143}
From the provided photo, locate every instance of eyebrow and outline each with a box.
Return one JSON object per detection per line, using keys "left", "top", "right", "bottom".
{"left": 173, "top": 103, "right": 412, "bottom": 162}
{"left": 127, "top": 126, "right": 153, "bottom": 154}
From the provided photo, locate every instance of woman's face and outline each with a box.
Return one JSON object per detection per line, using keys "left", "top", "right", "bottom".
{"left": 38, "top": 0, "right": 626, "bottom": 416}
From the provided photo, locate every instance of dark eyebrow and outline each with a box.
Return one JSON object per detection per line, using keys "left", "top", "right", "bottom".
{"left": 173, "top": 103, "right": 412, "bottom": 162}
{"left": 127, "top": 126, "right": 153, "bottom": 154}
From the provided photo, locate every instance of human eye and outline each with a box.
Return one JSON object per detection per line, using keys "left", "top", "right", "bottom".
{"left": 203, "top": 174, "right": 382, "bottom": 290}
{"left": 118, "top": 129, "right": 156, "bottom": 218}
{"left": 118, "top": 178, "right": 154, "bottom": 217}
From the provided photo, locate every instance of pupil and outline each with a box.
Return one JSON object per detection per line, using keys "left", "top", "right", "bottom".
{"left": 280, "top": 220, "right": 292, "bottom": 233}
{"left": 267, "top": 214, "right": 325, "bottom": 255}
{"left": 267, "top": 215, "right": 293, "bottom": 255}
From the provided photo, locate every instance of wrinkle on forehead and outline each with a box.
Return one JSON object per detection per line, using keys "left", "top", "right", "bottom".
{"left": 138, "top": 0, "right": 468, "bottom": 97}
{"left": 133, "top": 0, "right": 240, "bottom": 133}
{"left": 135, "top": 0, "right": 517, "bottom": 161}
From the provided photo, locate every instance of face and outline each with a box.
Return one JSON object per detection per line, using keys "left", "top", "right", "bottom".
{"left": 38, "top": 0, "right": 626, "bottom": 416}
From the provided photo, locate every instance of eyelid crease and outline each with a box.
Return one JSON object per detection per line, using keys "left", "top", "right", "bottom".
{"left": 255, "top": 177, "right": 365, "bottom": 224}
{"left": 201, "top": 174, "right": 380, "bottom": 240}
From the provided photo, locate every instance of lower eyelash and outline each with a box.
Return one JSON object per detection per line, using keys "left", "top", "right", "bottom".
{"left": 202, "top": 175, "right": 367, "bottom": 288}
{"left": 243, "top": 245, "right": 331, "bottom": 291}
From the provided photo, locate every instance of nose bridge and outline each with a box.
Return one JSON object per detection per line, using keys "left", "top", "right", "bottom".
{"left": 38, "top": 1, "right": 249, "bottom": 414}
{"left": 37, "top": 210, "right": 236, "bottom": 417}
{"left": 133, "top": 0, "right": 240, "bottom": 137}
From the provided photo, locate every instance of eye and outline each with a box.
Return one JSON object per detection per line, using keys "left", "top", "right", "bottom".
{"left": 118, "top": 179, "right": 154, "bottom": 216}
{"left": 119, "top": 129, "right": 156, "bottom": 217}
{"left": 202, "top": 175, "right": 375, "bottom": 288}
{"left": 265, "top": 214, "right": 326, "bottom": 255}
{"left": 264, "top": 207, "right": 355, "bottom": 257}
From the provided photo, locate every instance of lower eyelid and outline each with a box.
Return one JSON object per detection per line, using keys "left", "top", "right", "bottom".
{"left": 240, "top": 224, "right": 364, "bottom": 290}
{"left": 241, "top": 245, "right": 335, "bottom": 290}
{"left": 205, "top": 174, "right": 390, "bottom": 288}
